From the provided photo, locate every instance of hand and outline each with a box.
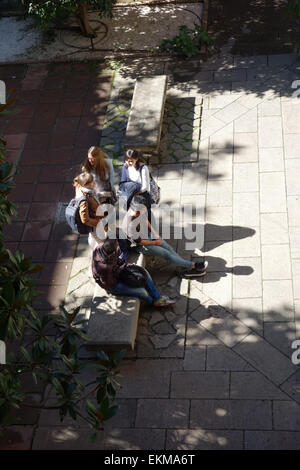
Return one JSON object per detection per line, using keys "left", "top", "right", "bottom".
{"left": 154, "top": 239, "right": 163, "bottom": 246}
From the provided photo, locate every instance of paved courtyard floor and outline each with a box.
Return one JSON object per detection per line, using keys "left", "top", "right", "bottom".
{"left": 1, "top": 49, "right": 300, "bottom": 450}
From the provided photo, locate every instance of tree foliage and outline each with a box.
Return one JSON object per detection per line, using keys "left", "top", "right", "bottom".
{"left": 21, "top": 0, "right": 117, "bottom": 33}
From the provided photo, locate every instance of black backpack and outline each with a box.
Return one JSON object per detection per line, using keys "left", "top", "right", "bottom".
{"left": 65, "top": 196, "right": 93, "bottom": 235}
{"left": 119, "top": 264, "right": 148, "bottom": 288}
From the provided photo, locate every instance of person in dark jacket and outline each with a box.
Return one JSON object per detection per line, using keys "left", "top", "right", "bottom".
{"left": 92, "top": 238, "right": 176, "bottom": 307}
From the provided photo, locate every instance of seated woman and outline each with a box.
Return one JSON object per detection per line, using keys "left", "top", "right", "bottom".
{"left": 73, "top": 172, "right": 106, "bottom": 249}
{"left": 119, "top": 149, "right": 152, "bottom": 220}
{"left": 92, "top": 238, "right": 176, "bottom": 307}
{"left": 122, "top": 195, "right": 208, "bottom": 277}
{"left": 82, "top": 146, "right": 116, "bottom": 205}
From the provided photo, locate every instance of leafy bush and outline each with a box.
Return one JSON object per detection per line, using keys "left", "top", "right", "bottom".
{"left": 0, "top": 90, "right": 123, "bottom": 440}
{"left": 21, "top": 0, "right": 116, "bottom": 32}
{"left": 160, "top": 24, "right": 212, "bottom": 58}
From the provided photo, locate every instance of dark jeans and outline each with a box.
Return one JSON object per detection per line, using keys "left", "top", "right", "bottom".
{"left": 111, "top": 268, "right": 161, "bottom": 304}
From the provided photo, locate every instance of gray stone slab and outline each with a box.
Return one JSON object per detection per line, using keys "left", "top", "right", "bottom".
{"left": 233, "top": 132, "right": 258, "bottom": 163}
{"left": 290, "top": 227, "right": 300, "bottom": 256}
{"left": 288, "top": 196, "right": 300, "bottom": 226}
{"left": 209, "top": 122, "right": 233, "bottom": 150}
{"left": 232, "top": 333, "right": 297, "bottom": 385}
{"left": 232, "top": 257, "right": 262, "bottom": 299}
{"left": 208, "top": 148, "right": 233, "bottom": 180}
{"left": 214, "top": 101, "right": 249, "bottom": 125}
{"left": 166, "top": 429, "right": 243, "bottom": 450}
{"left": 234, "top": 108, "right": 257, "bottom": 133}
{"left": 135, "top": 399, "right": 189, "bottom": 428}
{"left": 206, "top": 180, "right": 232, "bottom": 207}
{"left": 233, "top": 226, "right": 260, "bottom": 257}
{"left": 171, "top": 371, "right": 229, "bottom": 399}
{"left": 260, "top": 172, "right": 287, "bottom": 213}
{"left": 124, "top": 75, "right": 168, "bottom": 151}
{"left": 190, "top": 399, "right": 272, "bottom": 430}
{"left": 230, "top": 372, "right": 289, "bottom": 399}
{"left": 261, "top": 244, "right": 292, "bottom": 280}
{"left": 232, "top": 298, "right": 263, "bottom": 335}
{"left": 233, "top": 192, "right": 259, "bottom": 226}
{"left": 245, "top": 430, "right": 300, "bottom": 450}
{"left": 259, "top": 148, "right": 284, "bottom": 172}
{"left": 233, "top": 163, "right": 259, "bottom": 192}
{"left": 258, "top": 98, "right": 281, "bottom": 116}
{"left": 199, "top": 308, "right": 250, "bottom": 348}
{"left": 282, "top": 102, "right": 300, "bottom": 133}
{"left": 286, "top": 159, "right": 300, "bottom": 195}
{"left": 280, "top": 370, "right": 300, "bottom": 404}
{"left": 86, "top": 252, "right": 145, "bottom": 350}
{"left": 186, "top": 321, "right": 223, "bottom": 347}
{"left": 202, "top": 272, "right": 233, "bottom": 310}
{"left": 103, "top": 428, "right": 166, "bottom": 450}
{"left": 263, "top": 280, "right": 294, "bottom": 321}
{"left": 264, "top": 322, "right": 296, "bottom": 358}
{"left": 214, "top": 68, "right": 247, "bottom": 83}
{"left": 260, "top": 213, "right": 289, "bottom": 245}
{"left": 234, "top": 55, "right": 268, "bottom": 67}
{"left": 117, "top": 359, "right": 182, "bottom": 398}
{"left": 258, "top": 116, "right": 283, "bottom": 148}
{"left": 268, "top": 53, "right": 297, "bottom": 66}
{"left": 183, "top": 346, "right": 206, "bottom": 370}
{"left": 274, "top": 401, "right": 300, "bottom": 430}
{"left": 283, "top": 134, "right": 300, "bottom": 159}
{"left": 32, "top": 426, "right": 106, "bottom": 450}
{"left": 206, "top": 345, "right": 253, "bottom": 371}
{"left": 205, "top": 206, "right": 232, "bottom": 241}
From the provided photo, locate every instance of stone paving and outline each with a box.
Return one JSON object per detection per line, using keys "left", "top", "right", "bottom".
{"left": 2, "top": 50, "right": 300, "bottom": 450}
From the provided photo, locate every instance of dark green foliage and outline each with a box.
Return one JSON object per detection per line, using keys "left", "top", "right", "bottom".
{"left": 160, "top": 24, "right": 212, "bottom": 58}
{"left": 21, "top": 0, "right": 117, "bottom": 30}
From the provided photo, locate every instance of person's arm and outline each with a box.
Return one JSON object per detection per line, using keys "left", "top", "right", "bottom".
{"left": 138, "top": 238, "right": 162, "bottom": 246}
{"left": 79, "top": 200, "right": 103, "bottom": 227}
{"left": 140, "top": 166, "right": 150, "bottom": 193}
{"left": 120, "top": 164, "right": 128, "bottom": 183}
{"left": 147, "top": 220, "right": 160, "bottom": 240}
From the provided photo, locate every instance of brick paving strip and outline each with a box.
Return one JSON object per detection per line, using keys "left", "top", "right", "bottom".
{"left": 2, "top": 51, "right": 300, "bottom": 450}
{"left": 0, "top": 60, "right": 114, "bottom": 449}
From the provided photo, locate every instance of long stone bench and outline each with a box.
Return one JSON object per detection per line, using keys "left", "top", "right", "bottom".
{"left": 85, "top": 251, "right": 145, "bottom": 351}
{"left": 123, "top": 75, "right": 168, "bottom": 154}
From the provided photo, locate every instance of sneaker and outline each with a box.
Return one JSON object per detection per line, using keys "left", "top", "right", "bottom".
{"left": 195, "top": 261, "right": 208, "bottom": 272}
{"left": 182, "top": 260, "right": 208, "bottom": 278}
{"left": 153, "top": 296, "right": 176, "bottom": 307}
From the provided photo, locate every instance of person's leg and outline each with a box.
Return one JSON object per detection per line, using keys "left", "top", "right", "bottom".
{"left": 141, "top": 242, "right": 193, "bottom": 269}
{"left": 111, "top": 281, "right": 154, "bottom": 304}
{"left": 143, "top": 268, "right": 161, "bottom": 302}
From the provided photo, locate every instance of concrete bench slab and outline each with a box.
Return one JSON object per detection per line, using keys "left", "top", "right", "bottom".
{"left": 124, "top": 75, "right": 168, "bottom": 153}
{"left": 86, "top": 252, "right": 145, "bottom": 351}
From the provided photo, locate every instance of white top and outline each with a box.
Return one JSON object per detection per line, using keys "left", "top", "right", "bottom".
{"left": 128, "top": 165, "right": 150, "bottom": 193}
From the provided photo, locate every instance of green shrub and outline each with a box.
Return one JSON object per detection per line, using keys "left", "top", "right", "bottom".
{"left": 160, "top": 24, "right": 212, "bottom": 58}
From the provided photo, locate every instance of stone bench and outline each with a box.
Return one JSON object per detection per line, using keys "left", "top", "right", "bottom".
{"left": 85, "top": 251, "right": 145, "bottom": 351}
{"left": 123, "top": 75, "right": 168, "bottom": 154}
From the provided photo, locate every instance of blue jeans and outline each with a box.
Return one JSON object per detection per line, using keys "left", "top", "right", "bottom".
{"left": 111, "top": 268, "right": 161, "bottom": 304}
{"left": 135, "top": 240, "right": 193, "bottom": 269}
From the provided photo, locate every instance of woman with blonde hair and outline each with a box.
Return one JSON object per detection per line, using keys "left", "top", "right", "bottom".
{"left": 73, "top": 172, "right": 105, "bottom": 249}
{"left": 82, "top": 146, "right": 116, "bottom": 205}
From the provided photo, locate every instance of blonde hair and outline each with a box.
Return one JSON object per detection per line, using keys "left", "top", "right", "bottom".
{"left": 82, "top": 146, "right": 110, "bottom": 181}
{"left": 73, "top": 172, "right": 94, "bottom": 188}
